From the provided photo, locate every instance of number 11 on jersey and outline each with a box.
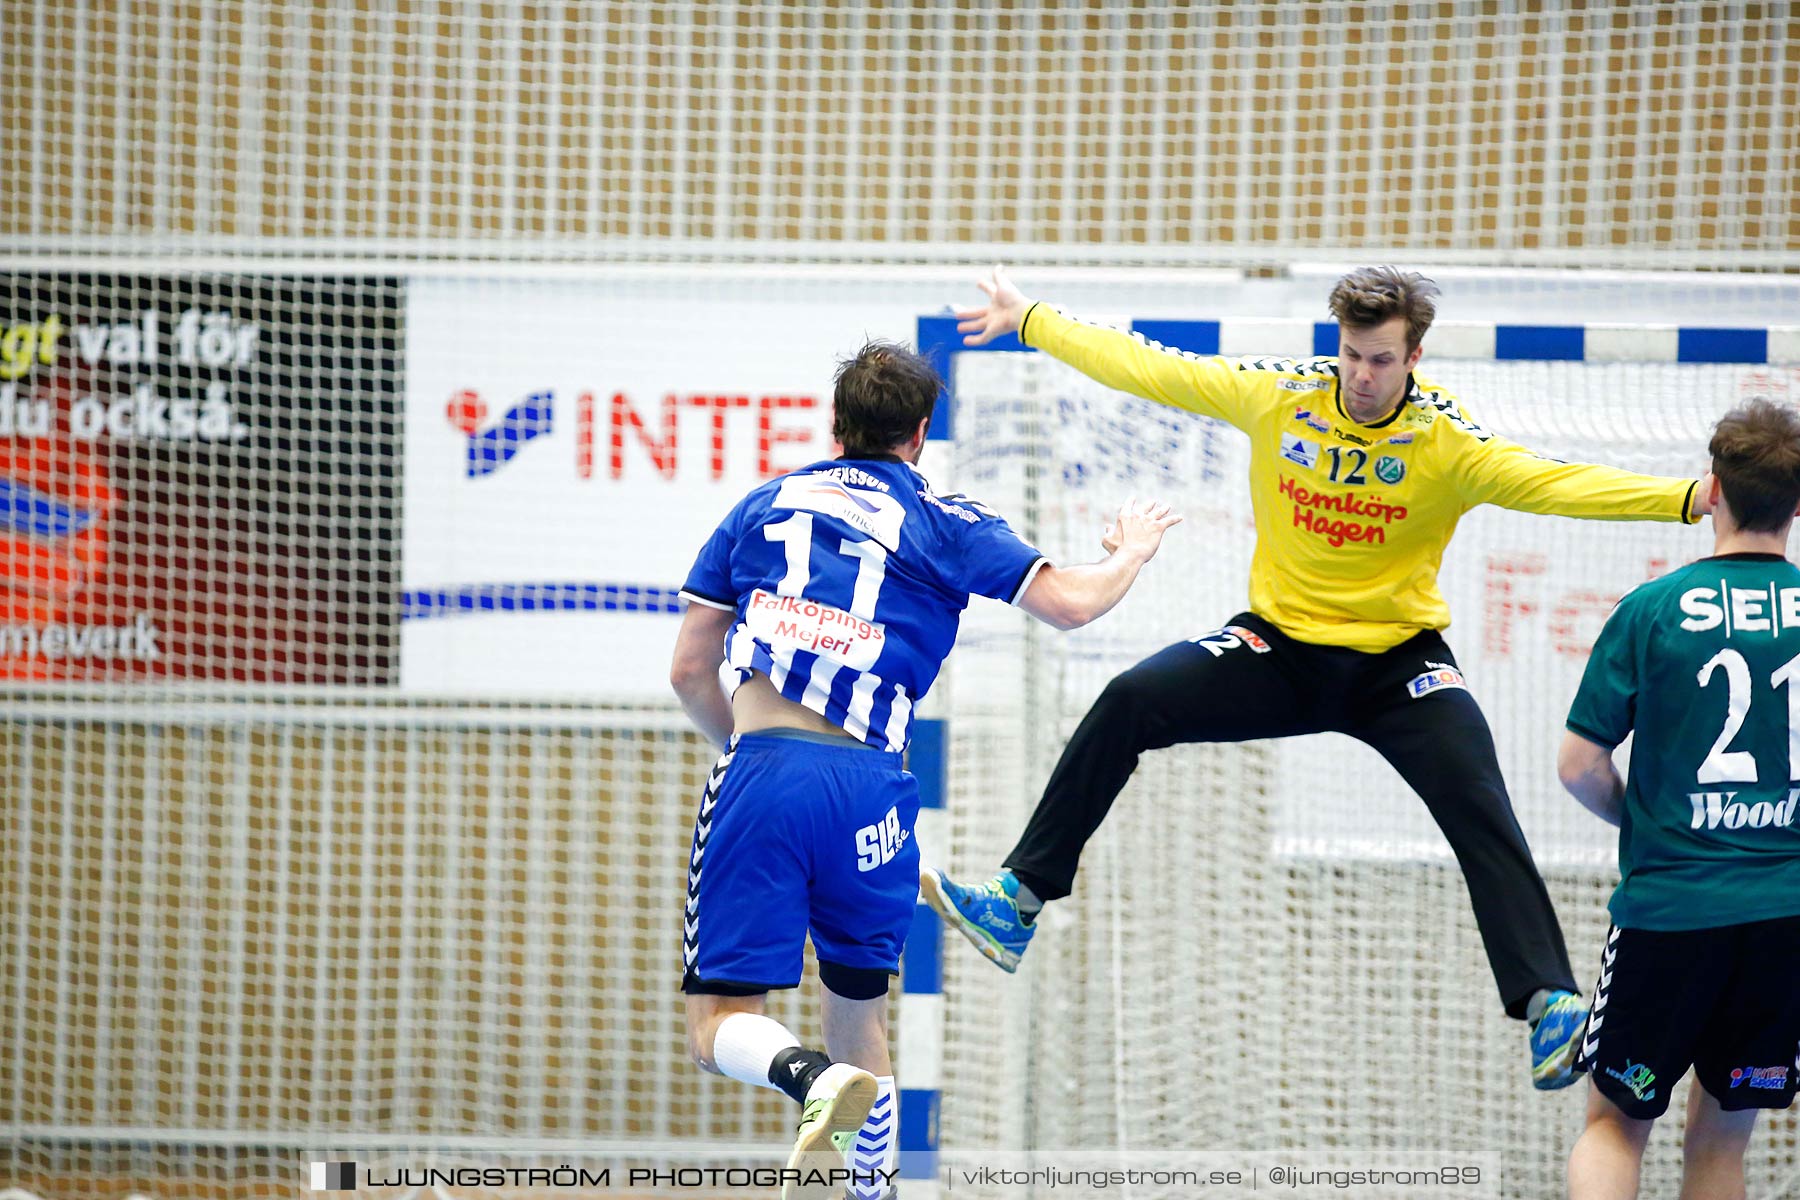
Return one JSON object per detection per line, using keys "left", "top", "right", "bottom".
{"left": 763, "top": 512, "right": 890, "bottom": 619}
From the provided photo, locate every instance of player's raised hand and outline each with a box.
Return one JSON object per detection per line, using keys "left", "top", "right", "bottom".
{"left": 1105, "top": 497, "right": 1182, "bottom": 562}
{"left": 955, "top": 264, "right": 1033, "bottom": 346}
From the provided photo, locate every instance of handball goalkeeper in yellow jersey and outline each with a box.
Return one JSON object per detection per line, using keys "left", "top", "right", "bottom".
{"left": 924, "top": 265, "right": 1713, "bottom": 1091}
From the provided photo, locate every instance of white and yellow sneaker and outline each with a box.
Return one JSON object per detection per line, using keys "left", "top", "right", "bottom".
{"left": 783, "top": 1063, "right": 878, "bottom": 1200}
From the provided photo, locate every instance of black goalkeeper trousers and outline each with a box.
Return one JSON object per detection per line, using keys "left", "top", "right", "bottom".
{"left": 1003, "top": 611, "right": 1577, "bottom": 1019}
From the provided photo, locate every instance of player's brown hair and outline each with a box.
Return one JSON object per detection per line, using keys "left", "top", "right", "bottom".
{"left": 1327, "top": 267, "right": 1441, "bottom": 351}
{"left": 1709, "top": 398, "right": 1800, "bottom": 532}
{"left": 832, "top": 339, "right": 940, "bottom": 456}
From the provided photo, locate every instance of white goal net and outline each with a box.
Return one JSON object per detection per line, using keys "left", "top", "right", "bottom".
{"left": 3, "top": 1, "right": 1799, "bottom": 1197}
{"left": 3, "top": 1, "right": 1797, "bottom": 270}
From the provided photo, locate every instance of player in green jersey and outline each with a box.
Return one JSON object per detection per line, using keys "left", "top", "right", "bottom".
{"left": 1560, "top": 398, "right": 1800, "bottom": 1200}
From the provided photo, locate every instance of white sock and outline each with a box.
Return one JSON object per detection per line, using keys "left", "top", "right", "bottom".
{"left": 846, "top": 1075, "right": 897, "bottom": 1200}
{"left": 711, "top": 1012, "right": 802, "bottom": 1091}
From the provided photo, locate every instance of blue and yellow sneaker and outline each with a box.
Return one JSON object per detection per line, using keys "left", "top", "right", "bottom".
{"left": 1529, "top": 989, "right": 1587, "bottom": 1090}
{"left": 920, "top": 866, "right": 1035, "bottom": 972}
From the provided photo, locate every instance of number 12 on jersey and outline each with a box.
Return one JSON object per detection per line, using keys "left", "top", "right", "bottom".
{"left": 1324, "top": 446, "right": 1369, "bottom": 485}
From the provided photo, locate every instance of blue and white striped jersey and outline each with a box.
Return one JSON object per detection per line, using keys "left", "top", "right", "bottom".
{"left": 681, "top": 455, "right": 1046, "bottom": 752}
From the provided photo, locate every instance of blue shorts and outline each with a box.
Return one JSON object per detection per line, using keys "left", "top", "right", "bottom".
{"left": 680, "top": 729, "right": 921, "bottom": 993}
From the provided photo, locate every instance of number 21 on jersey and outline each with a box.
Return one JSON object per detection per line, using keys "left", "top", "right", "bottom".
{"left": 1695, "top": 647, "right": 1800, "bottom": 784}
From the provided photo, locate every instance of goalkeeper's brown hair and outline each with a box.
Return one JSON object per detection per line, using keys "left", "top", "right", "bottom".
{"left": 1328, "top": 267, "right": 1440, "bottom": 351}
{"left": 832, "top": 339, "right": 940, "bottom": 456}
{"left": 1710, "top": 398, "right": 1800, "bottom": 532}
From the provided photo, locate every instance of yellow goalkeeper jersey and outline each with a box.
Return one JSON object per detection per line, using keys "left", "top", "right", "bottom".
{"left": 1021, "top": 304, "right": 1700, "bottom": 653}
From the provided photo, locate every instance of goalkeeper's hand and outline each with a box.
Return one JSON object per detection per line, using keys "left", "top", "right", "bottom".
{"left": 1101, "top": 497, "right": 1182, "bottom": 562}
{"left": 955, "top": 264, "right": 1033, "bottom": 346}
{"left": 1691, "top": 472, "right": 1717, "bottom": 519}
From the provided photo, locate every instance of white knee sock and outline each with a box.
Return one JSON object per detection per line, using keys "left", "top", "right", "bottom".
{"left": 711, "top": 1012, "right": 802, "bottom": 1091}
{"left": 846, "top": 1075, "right": 897, "bottom": 1200}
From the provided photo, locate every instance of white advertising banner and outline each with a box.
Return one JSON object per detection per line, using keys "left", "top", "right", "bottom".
{"left": 402, "top": 274, "right": 954, "bottom": 698}
{"left": 400, "top": 268, "right": 1347, "bottom": 698}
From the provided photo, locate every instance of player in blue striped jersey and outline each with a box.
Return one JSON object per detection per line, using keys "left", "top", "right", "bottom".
{"left": 671, "top": 340, "right": 1181, "bottom": 1199}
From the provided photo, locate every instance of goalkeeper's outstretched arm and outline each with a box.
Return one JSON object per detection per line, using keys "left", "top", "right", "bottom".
{"left": 956, "top": 265, "right": 1255, "bottom": 429}
{"left": 1453, "top": 421, "right": 1713, "bottom": 522}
